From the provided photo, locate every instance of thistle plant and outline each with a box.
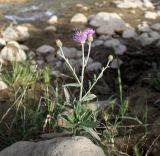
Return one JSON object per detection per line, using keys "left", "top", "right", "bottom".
{"left": 56, "top": 28, "right": 113, "bottom": 140}
{"left": 56, "top": 28, "right": 113, "bottom": 103}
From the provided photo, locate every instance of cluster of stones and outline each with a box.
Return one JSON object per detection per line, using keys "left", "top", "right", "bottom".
{"left": 0, "top": 6, "right": 160, "bottom": 90}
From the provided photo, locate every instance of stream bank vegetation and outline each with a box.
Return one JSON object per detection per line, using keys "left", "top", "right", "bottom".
{"left": 0, "top": 28, "right": 159, "bottom": 156}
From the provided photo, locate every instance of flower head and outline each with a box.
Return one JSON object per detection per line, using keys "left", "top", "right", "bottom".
{"left": 84, "top": 28, "right": 95, "bottom": 37}
{"left": 73, "top": 30, "right": 87, "bottom": 44}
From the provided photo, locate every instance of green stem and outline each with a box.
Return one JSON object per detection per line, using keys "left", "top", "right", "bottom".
{"left": 82, "top": 60, "right": 110, "bottom": 101}
{"left": 79, "top": 44, "right": 85, "bottom": 101}
{"left": 117, "top": 59, "right": 123, "bottom": 105}
{"left": 84, "top": 42, "right": 91, "bottom": 67}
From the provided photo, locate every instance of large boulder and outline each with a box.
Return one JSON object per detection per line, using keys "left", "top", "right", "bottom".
{"left": 0, "top": 136, "right": 105, "bottom": 156}
{"left": 89, "top": 12, "right": 128, "bottom": 35}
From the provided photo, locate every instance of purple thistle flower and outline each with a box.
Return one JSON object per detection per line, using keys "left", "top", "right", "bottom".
{"left": 83, "top": 28, "right": 95, "bottom": 37}
{"left": 73, "top": 30, "right": 87, "bottom": 44}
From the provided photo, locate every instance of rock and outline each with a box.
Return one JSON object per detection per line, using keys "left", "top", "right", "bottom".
{"left": 44, "top": 26, "right": 57, "bottom": 32}
{"left": 143, "top": 0, "right": 154, "bottom": 8}
{"left": 0, "top": 41, "right": 26, "bottom": 62}
{"left": 0, "top": 80, "right": 8, "bottom": 90}
{"left": 1, "top": 25, "right": 30, "bottom": 42}
{"left": 57, "top": 47, "right": 81, "bottom": 59}
{"left": 113, "top": 44, "right": 127, "bottom": 55}
{"left": 96, "top": 25, "right": 114, "bottom": 35}
{"left": 110, "top": 58, "right": 123, "bottom": 69}
{"left": 0, "top": 136, "right": 105, "bottom": 156}
{"left": 0, "top": 38, "right": 6, "bottom": 47}
{"left": 45, "top": 53, "right": 56, "bottom": 63}
{"left": 152, "top": 118, "right": 160, "bottom": 137}
{"left": 36, "top": 45, "right": 55, "bottom": 54}
{"left": 76, "top": 3, "right": 89, "bottom": 11}
{"left": 114, "top": 0, "right": 154, "bottom": 9}
{"left": 104, "top": 38, "right": 126, "bottom": 55}
{"left": 156, "top": 40, "right": 160, "bottom": 47}
{"left": 99, "top": 35, "right": 111, "bottom": 40}
{"left": 136, "top": 31, "right": 160, "bottom": 46}
{"left": 48, "top": 15, "right": 58, "bottom": 24}
{"left": 36, "top": 60, "right": 44, "bottom": 65}
{"left": 93, "top": 40, "right": 104, "bottom": 46}
{"left": 104, "top": 39, "right": 120, "bottom": 48}
{"left": 86, "top": 62, "right": 102, "bottom": 71}
{"left": 151, "top": 23, "right": 160, "bottom": 31}
{"left": 122, "top": 29, "right": 137, "bottom": 38}
{"left": 138, "top": 22, "right": 152, "bottom": 32}
{"left": 70, "top": 13, "right": 87, "bottom": 24}
{"left": 144, "top": 11, "right": 158, "bottom": 19}
{"left": 114, "top": 0, "right": 143, "bottom": 9}
{"left": 89, "top": 12, "right": 128, "bottom": 35}
{"left": 20, "top": 45, "right": 29, "bottom": 51}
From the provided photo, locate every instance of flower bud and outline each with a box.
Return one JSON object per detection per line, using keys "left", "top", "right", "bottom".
{"left": 108, "top": 55, "right": 113, "bottom": 62}
{"left": 88, "top": 35, "right": 93, "bottom": 42}
{"left": 56, "top": 39, "right": 63, "bottom": 47}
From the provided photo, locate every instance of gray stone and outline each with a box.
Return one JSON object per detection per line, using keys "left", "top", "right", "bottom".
{"left": 93, "top": 40, "right": 104, "bottom": 46}
{"left": 36, "top": 45, "right": 55, "bottom": 54}
{"left": 138, "top": 22, "right": 152, "bottom": 32}
{"left": 70, "top": 13, "right": 87, "bottom": 24}
{"left": 104, "top": 39, "right": 120, "bottom": 48}
{"left": 151, "top": 23, "right": 160, "bottom": 31}
{"left": 46, "top": 53, "right": 56, "bottom": 63}
{"left": 0, "top": 136, "right": 105, "bottom": 156}
{"left": 86, "top": 62, "right": 102, "bottom": 71}
{"left": 113, "top": 44, "right": 127, "bottom": 55}
{"left": 110, "top": 58, "right": 123, "bottom": 69}
{"left": 136, "top": 31, "right": 160, "bottom": 46}
{"left": 20, "top": 45, "right": 29, "bottom": 51}
{"left": 57, "top": 47, "right": 81, "bottom": 59}
{"left": 122, "top": 29, "right": 137, "bottom": 38}
{"left": 99, "top": 35, "right": 111, "bottom": 40}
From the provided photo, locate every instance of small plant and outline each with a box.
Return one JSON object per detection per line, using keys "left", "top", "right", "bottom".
{"left": 56, "top": 28, "right": 113, "bottom": 140}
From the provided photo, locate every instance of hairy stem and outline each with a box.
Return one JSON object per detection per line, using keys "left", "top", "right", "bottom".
{"left": 79, "top": 43, "right": 85, "bottom": 101}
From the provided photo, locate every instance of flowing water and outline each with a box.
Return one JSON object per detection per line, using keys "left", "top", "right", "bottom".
{"left": 0, "top": 0, "right": 101, "bottom": 22}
